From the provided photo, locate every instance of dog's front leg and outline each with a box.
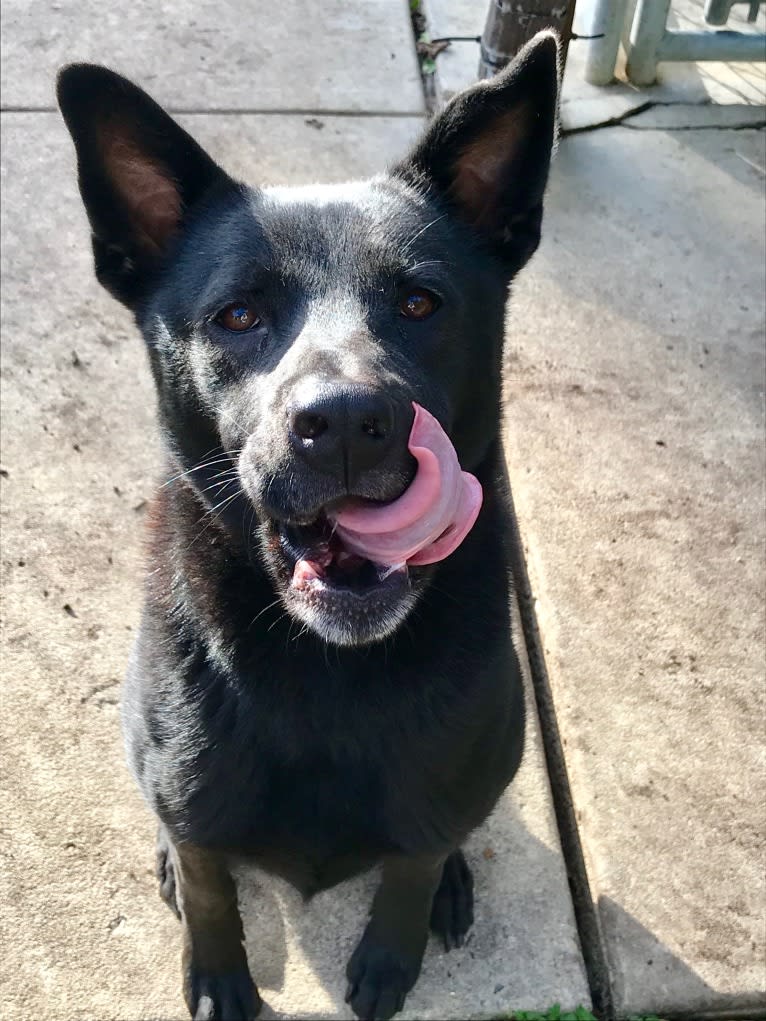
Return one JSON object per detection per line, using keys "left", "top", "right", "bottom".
{"left": 171, "top": 841, "right": 261, "bottom": 1020}
{"left": 346, "top": 853, "right": 445, "bottom": 1020}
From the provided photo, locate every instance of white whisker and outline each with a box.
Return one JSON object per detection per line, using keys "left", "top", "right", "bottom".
{"left": 402, "top": 213, "right": 448, "bottom": 256}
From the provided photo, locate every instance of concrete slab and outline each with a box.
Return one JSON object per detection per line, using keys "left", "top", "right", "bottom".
{"left": 504, "top": 128, "right": 766, "bottom": 1016}
{"left": 0, "top": 112, "right": 590, "bottom": 1019}
{"left": 0, "top": 0, "right": 425, "bottom": 114}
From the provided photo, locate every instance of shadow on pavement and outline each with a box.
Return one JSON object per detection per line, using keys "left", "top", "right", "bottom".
{"left": 231, "top": 814, "right": 744, "bottom": 1020}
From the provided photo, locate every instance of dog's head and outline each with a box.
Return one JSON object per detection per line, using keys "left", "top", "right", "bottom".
{"left": 58, "top": 35, "right": 559, "bottom": 647}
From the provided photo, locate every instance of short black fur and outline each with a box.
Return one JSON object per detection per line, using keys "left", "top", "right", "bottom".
{"left": 58, "top": 32, "right": 559, "bottom": 1020}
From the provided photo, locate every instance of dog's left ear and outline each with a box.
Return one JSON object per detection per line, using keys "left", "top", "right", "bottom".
{"left": 394, "top": 31, "right": 560, "bottom": 276}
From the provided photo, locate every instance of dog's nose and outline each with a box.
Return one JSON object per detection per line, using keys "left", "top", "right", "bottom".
{"left": 288, "top": 385, "right": 397, "bottom": 485}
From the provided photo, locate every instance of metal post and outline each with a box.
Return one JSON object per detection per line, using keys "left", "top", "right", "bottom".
{"left": 625, "top": 0, "right": 672, "bottom": 84}
{"left": 478, "top": 0, "right": 576, "bottom": 78}
{"left": 585, "top": 0, "right": 631, "bottom": 83}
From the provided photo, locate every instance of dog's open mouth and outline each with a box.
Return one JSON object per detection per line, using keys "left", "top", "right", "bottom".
{"left": 257, "top": 403, "right": 483, "bottom": 644}
{"left": 277, "top": 515, "right": 408, "bottom": 597}
{"left": 267, "top": 511, "right": 417, "bottom": 646}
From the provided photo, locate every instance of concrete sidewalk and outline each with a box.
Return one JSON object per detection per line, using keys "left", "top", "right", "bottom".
{"left": 1, "top": 1, "right": 764, "bottom": 1020}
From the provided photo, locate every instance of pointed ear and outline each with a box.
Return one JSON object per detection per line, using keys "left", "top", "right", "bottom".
{"left": 57, "top": 64, "right": 233, "bottom": 306}
{"left": 393, "top": 31, "right": 560, "bottom": 276}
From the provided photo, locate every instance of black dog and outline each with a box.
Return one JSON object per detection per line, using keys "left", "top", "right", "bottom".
{"left": 58, "top": 33, "right": 559, "bottom": 1021}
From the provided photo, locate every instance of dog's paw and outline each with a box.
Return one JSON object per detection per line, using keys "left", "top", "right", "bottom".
{"left": 185, "top": 966, "right": 261, "bottom": 1020}
{"left": 155, "top": 828, "right": 181, "bottom": 919}
{"left": 345, "top": 928, "right": 422, "bottom": 1020}
{"left": 429, "top": 850, "right": 474, "bottom": 951}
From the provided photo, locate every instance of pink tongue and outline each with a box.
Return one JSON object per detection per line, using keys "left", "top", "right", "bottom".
{"left": 327, "top": 402, "right": 482, "bottom": 567}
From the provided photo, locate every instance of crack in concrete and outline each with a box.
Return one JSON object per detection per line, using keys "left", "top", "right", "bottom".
{"left": 562, "top": 100, "right": 657, "bottom": 135}
{"left": 562, "top": 99, "right": 766, "bottom": 136}
{"left": 623, "top": 119, "right": 766, "bottom": 130}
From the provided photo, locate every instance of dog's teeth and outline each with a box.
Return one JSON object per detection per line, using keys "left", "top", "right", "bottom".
{"left": 293, "top": 559, "right": 322, "bottom": 588}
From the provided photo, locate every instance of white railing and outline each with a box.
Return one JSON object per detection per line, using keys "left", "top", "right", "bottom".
{"left": 585, "top": 0, "right": 765, "bottom": 84}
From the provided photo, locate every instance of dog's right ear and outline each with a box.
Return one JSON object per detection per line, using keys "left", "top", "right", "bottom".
{"left": 57, "top": 65, "right": 233, "bottom": 307}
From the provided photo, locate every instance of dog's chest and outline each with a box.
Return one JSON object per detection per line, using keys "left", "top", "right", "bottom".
{"left": 161, "top": 675, "right": 428, "bottom": 858}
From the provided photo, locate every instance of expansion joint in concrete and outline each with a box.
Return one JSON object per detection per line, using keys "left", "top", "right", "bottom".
{"left": 506, "top": 486, "right": 617, "bottom": 1021}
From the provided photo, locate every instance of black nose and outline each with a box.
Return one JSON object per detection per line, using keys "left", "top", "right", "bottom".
{"left": 288, "top": 384, "right": 397, "bottom": 485}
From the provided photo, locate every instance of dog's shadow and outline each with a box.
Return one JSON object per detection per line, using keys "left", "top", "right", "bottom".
{"left": 233, "top": 805, "right": 726, "bottom": 1020}
{"left": 234, "top": 794, "right": 588, "bottom": 1020}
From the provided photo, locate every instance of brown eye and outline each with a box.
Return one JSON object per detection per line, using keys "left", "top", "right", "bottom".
{"left": 400, "top": 288, "right": 439, "bottom": 321}
{"left": 215, "top": 302, "right": 261, "bottom": 333}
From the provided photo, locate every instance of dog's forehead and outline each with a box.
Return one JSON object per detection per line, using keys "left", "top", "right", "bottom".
{"left": 252, "top": 177, "right": 435, "bottom": 279}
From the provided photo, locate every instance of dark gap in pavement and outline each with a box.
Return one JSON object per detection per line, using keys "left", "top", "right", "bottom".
{"left": 503, "top": 471, "right": 616, "bottom": 1021}
{"left": 653, "top": 1006, "right": 766, "bottom": 1021}
{"left": 408, "top": 0, "right": 440, "bottom": 115}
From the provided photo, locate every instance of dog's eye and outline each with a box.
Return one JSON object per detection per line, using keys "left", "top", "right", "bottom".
{"left": 215, "top": 302, "right": 261, "bottom": 333}
{"left": 399, "top": 288, "right": 439, "bottom": 321}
